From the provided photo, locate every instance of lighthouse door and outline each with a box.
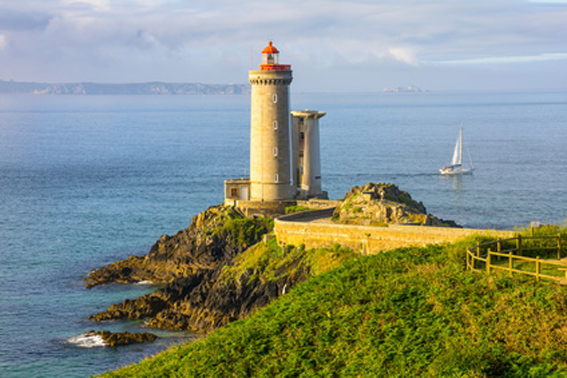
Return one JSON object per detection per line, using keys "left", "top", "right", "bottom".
{"left": 240, "top": 186, "right": 249, "bottom": 201}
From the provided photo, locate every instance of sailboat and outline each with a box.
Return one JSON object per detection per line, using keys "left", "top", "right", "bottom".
{"left": 440, "top": 124, "right": 474, "bottom": 175}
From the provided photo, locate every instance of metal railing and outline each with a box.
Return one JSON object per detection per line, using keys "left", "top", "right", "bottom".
{"left": 467, "top": 234, "right": 565, "bottom": 283}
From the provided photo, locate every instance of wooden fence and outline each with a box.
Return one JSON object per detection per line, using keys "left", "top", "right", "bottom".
{"left": 467, "top": 234, "right": 565, "bottom": 283}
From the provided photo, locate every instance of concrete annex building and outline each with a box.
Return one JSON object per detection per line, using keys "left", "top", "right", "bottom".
{"left": 224, "top": 41, "right": 327, "bottom": 214}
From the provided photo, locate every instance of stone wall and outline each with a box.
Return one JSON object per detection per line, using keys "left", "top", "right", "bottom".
{"left": 236, "top": 200, "right": 296, "bottom": 218}
{"left": 232, "top": 199, "right": 340, "bottom": 218}
{"left": 274, "top": 215, "right": 514, "bottom": 254}
{"left": 295, "top": 199, "right": 341, "bottom": 210}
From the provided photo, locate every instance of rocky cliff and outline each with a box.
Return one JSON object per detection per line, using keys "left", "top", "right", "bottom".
{"left": 86, "top": 205, "right": 317, "bottom": 333}
{"left": 333, "top": 182, "right": 459, "bottom": 227}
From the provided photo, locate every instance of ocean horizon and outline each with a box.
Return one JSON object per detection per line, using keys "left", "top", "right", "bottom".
{"left": 0, "top": 90, "right": 566, "bottom": 377}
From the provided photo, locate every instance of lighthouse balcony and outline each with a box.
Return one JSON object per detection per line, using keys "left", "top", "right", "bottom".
{"left": 260, "top": 64, "right": 291, "bottom": 71}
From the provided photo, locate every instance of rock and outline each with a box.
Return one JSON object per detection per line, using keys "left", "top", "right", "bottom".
{"left": 91, "top": 254, "right": 312, "bottom": 333}
{"left": 84, "top": 330, "right": 157, "bottom": 347}
{"left": 333, "top": 182, "right": 459, "bottom": 227}
{"left": 88, "top": 205, "right": 309, "bottom": 333}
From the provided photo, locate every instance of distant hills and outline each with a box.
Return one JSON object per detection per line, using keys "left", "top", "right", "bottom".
{"left": 0, "top": 80, "right": 250, "bottom": 95}
{"left": 382, "top": 85, "right": 425, "bottom": 93}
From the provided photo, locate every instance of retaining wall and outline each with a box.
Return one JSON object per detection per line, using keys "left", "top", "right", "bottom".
{"left": 274, "top": 214, "right": 514, "bottom": 254}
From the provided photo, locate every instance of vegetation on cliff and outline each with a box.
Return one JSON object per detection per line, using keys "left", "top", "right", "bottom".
{"left": 101, "top": 230, "right": 567, "bottom": 377}
{"left": 333, "top": 182, "right": 459, "bottom": 227}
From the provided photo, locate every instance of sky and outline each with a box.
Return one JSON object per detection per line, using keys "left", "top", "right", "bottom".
{"left": 0, "top": 0, "right": 566, "bottom": 92}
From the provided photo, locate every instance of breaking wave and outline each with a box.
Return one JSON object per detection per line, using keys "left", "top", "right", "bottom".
{"left": 67, "top": 332, "right": 106, "bottom": 348}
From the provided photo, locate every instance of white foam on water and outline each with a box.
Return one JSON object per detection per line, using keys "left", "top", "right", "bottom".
{"left": 136, "top": 280, "right": 154, "bottom": 285}
{"left": 67, "top": 333, "right": 106, "bottom": 348}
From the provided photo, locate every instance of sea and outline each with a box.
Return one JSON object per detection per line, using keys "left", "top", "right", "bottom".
{"left": 0, "top": 90, "right": 566, "bottom": 377}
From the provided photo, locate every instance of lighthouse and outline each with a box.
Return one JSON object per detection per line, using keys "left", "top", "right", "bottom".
{"left": 248, "top": 41, "right": 294, "bottom": 201}
{"left": 223, "top": 41, "right": 327, "bottom": 215}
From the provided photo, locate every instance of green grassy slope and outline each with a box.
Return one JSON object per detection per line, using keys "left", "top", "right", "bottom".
{"left": 101, "top": 234, "right": 567, "bottom": 377}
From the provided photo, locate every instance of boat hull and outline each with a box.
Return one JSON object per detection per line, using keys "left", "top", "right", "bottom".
{"left": 440, "top": 168, "right": 474, "bottom": 175}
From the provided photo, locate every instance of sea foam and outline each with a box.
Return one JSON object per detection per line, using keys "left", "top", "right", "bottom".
{"left": 67, "top": 332, "right": 106, "bottom": 348}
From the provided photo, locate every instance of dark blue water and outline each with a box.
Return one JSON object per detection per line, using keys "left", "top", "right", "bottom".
{"left": 0, "top": 91, "right": 566, "bottom": 377}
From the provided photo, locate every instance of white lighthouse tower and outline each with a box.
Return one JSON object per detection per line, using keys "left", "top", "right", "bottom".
{"left": 248, "top": 41, "right": 294, "bottom": 201}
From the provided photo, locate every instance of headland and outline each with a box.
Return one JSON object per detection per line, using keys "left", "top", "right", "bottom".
{"left": 86, "top": 182, "right": 512, "bottom": 334}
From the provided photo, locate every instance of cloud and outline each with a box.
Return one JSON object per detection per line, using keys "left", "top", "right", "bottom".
{"left": 0, "top": 0, "right": 565, "bottom": 91}
{"left": 436, "top": 53, "right": 567, "bottom": 65}
{"left": 388, "top": 47, "right": 421, "bottom": 66}
{"left": 529, "top": 0, "right": 567, "bottom": 3}
{"left": 0, "top": 8, "right": 52, "bottom": 31}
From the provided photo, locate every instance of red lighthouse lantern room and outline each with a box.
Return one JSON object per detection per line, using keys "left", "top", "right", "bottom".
{"left": 260, "top": 41, "right": 291, "bottom": 71}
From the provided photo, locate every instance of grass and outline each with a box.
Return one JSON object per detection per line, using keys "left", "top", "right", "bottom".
{"left": 100, "top": 231, "right": 567, "bottom": 377}
{"left": 211, "top": 217, "right": 274, "bottom": 246}
{"left": 285, "top": 205, "right": 310, "bottom": 214}
{"left": 407, "top": 212, "right": 427, "bottom": 224}
{"left": 220, "top": 238, "right": 358, "bottom": 285}
{"left": 370, "top": 221, "right": 389, "bottom": 227}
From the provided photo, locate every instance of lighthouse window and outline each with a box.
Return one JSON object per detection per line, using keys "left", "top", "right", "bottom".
{"left": 274, "top": 174, "right": 279, "bottom": 182}
{"left": 299, "top": 150, "right": 304, "bottom": 158}
{"left": 273, "top": 120, "right": 278, "bottom": 130}
{"left": 273, "top": 94, "right": 277, "bottom": 103}
{"left": 299, "top": 132, "right": 305, "bottom": 140}
{"left": 273, "top": 147, "right": 278, "bottom": 157}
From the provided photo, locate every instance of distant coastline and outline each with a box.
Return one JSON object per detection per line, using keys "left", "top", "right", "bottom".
{"left": 382, "top": 85, "right": 426, "bottom": 93}
{"left": 0, "top": 80, "right": 250, "bottom": 95}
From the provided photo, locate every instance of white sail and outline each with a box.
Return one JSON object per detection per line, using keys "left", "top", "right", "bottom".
{"left": 450, "top": 126, "right": 463, "bottom": 166}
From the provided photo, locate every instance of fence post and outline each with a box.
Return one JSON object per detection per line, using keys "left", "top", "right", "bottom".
{"left": 509, "top": 252, "right": 513, "bottom": 276}
{"left": 487, "top": 248, "right": 491, "bottom": 274}
{"left": 536, "top": 256, "right": 540, "bottom": 283}
{"left": 497, "top": 239, "right": 501, "bottom": 253}
{"left": 558, "top": 234, "right": 562, "bottom": 260}
{"left": 517, "top": 234, "right": 522, "bottom": 256}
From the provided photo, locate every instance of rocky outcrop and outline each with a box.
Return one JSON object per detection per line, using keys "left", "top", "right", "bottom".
{"left": 84, "top": 330, "right": 157, "bottom": 347}
{"left": 86, "top": 205, "right": 271, "bottom": 288}
{"left": 87, "top": 205, "right": 313, "bottom": 333}
{"left": 90, "top": 257, "right": 310, "bottom": 333}
{"left": 333, "top": 182, "right": 459, "bottom": 227}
